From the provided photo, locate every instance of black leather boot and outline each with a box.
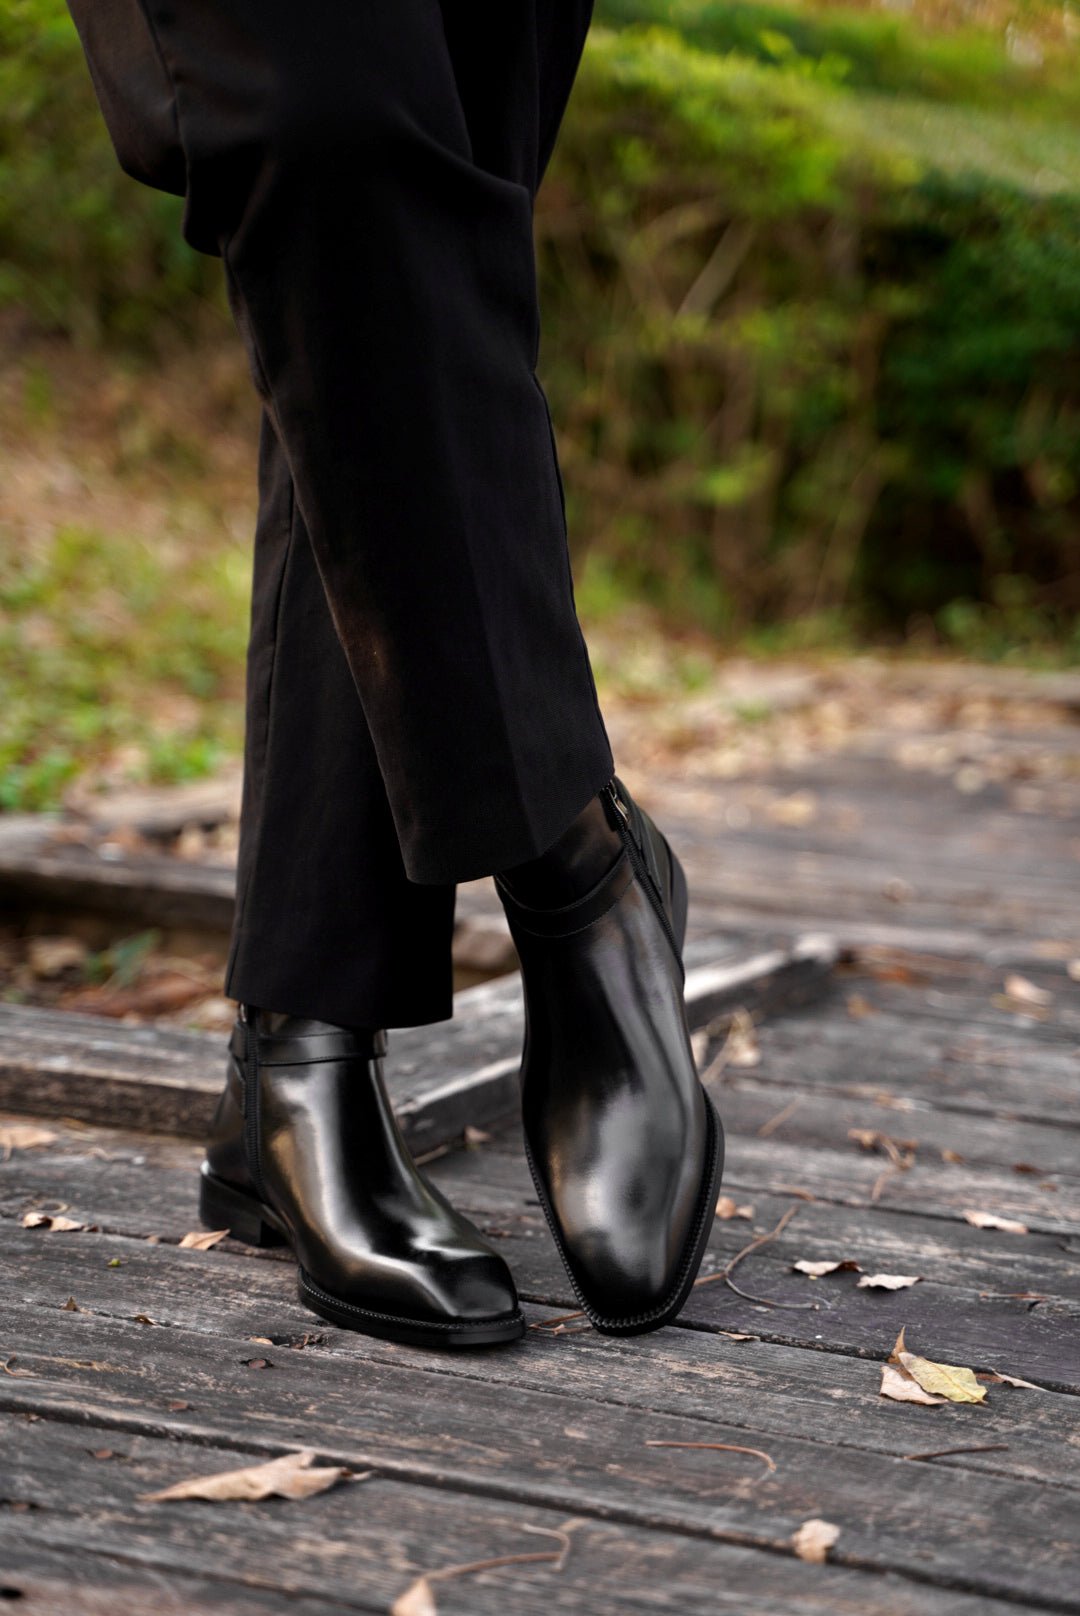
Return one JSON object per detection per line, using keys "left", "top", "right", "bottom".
{"left": 497, "top": 778, "right": 724, "bottom": 1335}
{"left": 199, "top": 1010, "right": 524, "bottom": 1348}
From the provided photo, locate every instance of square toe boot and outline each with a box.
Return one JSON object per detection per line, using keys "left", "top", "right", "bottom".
{"left": 199, "top": 1010, "right": 524, "bottom": 1348}
{"left": 497, "top": 778, "right": 725, "bottom": 1335}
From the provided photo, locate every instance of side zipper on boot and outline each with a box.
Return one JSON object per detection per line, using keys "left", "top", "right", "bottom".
{"left": 238, "top": 1003, "right": 266, "bottom": 1202}
{"left": 603, "top": 780, "right": 683, "bottom": 972}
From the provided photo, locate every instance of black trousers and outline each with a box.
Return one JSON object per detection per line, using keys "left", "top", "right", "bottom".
{"left": 66, "top": 0, "right": 614, "bottom": 1028}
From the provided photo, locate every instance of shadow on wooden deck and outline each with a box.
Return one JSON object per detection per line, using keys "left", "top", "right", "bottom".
{"left": 1, "top": 683, "right": 1078, "bottom": 1614}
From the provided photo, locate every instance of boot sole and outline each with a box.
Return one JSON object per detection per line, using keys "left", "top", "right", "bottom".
{"left": 198, "top": 1166, "right": 525, "bottom": 1349}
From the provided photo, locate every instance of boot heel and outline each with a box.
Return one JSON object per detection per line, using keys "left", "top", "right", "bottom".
{"left": 199, "top": 1167, "right": 286, "bottom": 1249}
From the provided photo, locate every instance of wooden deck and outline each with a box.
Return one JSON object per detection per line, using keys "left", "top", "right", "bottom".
{"left": 2, "top": 666, "right": 1078, "bottom": 1613}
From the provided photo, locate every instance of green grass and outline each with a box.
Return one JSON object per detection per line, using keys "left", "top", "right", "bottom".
{"left": 0, "top": 517, "right": 248, "bottom": 810}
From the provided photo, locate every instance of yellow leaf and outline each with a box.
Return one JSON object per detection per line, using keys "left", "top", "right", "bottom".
{"left": 879, "top": 1362, "right": 946, "bottom": 1406}
{"left": 791, "top": 1518, "right": 840, "bottom": 1563}
{"left": 889, "top": 1328, "right": 986, "bottom": 1404}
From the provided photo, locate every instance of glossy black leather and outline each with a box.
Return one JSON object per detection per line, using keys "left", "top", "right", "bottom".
{"left": 497, "top": 778, "right": 723, "bottom": 1334}
{"left": 201, "top": 1011, "right": 523, "bottom": 1346}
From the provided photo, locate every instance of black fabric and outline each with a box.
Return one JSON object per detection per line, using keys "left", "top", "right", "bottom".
{"left": 66, "top": 0, "right": 612, "bottom": 1027}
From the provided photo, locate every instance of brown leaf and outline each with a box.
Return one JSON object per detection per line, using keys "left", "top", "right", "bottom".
{"left": 718, "top": 1331, "right": 757, "bottom": 1341}
{"left": 880, "top": 1362, "right": 946, "bottom": 1405}
{"left": 62, "top": 1297, "right": 81, "bottom": 1312}
{"left": 766, "top": 790, "right": 817, "bottom": 827}
{"left": 979, "top": 1369, "right": 1041, "bottom": 1390}
{"left": 167, "top": 1400, "right": 191, "bottom": 1412}
{"left": 0, "top": 1124, "right": 57, "bottom": 1161}
{"left": 132, "top": 1314, "right": 159, "bottom": 1327}
{"left": 792, "top": 1519, "right": 840, "bottom": 1564}
{"left": 248, "top": 1336, "right": 274, "bottom": 1346}
{"left": 1003, "top": 974, "right": 1053, "bottom": 1007}
{"left": 392, "top": 1577, "right": 437, "bottom": 1616}
{"left": 243, "top": 1358, "right": 272, "bottom": 1370}
{"left": 463, "top": 1126, "right": 491, "bottom": 1147}
{"left": 179, "top": 1229, "right": 229, "bottom": 1250}
{"left": 21, "top": 1212, "right": 88, "bottom": 1233}
{"left": 140, "top": 1447, "right": 356, "bottom": 1504}
{"left": 856, "top": 1274, "right": 921, "bottom": 1291}
{"left": 963, "top": 1210, "right": 1029, "bottom": 1234}
{"left": 715, "top": 1196, "right": 755, "bottom": 1221}
{"left": 793, "top": 1259, "right": 859, "bottom": 1278}
{"left": 888, "top": 1328, "right": 986, "bottom": 1405}
{"left": 940, "top": 1148, "right": 965, "bottom": 1164}
{"left": 846, "top": 993, "right": 876, "bottom": 1019}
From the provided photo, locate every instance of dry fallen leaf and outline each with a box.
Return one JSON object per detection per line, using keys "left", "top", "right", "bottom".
{"left": 880, "top": 1362, "right": 946, "bottom": 1405}
{"left": 21, "top": 1212, "right": 88, "bottom": 1233}
{"left": 0, "top": 1124, "right": 57, "bottom": 1161}
{"left": 62, "top": 1297, "right": 81, "bottom": 1312}
{"left": 1003, "top": 974, "right": 1053, "bottom": 1007}
{"left": 979, "top": 1369, "right": 1041, "bottom": 1390}
{"left": 767, "top": 790, "right": 817, "bottom": 827}
{"left": 715, "top": 1196, "right": 754, "bottom": 1221}
{"left": 179, "top": 1229, "right": 229, "bottom": 1250}
{"left": 963, "top": 1210, "right": 1029, "bottom": 1234}
{"left": 889, "top": 1328, "right": 986, "bottom": 1405}
{"left": 793, "top": 1259, "right": 859, "bottom": 1278}
{"left": 392, "top": 1577, "right": 437, "bottom": 1616}
{"left": 792, "top": 1518, "right": 840, "bottom": 1564}
{"left": 140, "top": 1447, "right": 357, "bottom": 1504}
{"left": 857, "top": 1274, "right": 922, "bottom": 1291}
{"left": 846, "top": 994, "right": 876, "bottom": 1019}
{"left": 1066, "top": 959, "right": 1080, "bottom": 983}
{"left": 463, "top": 1126, "right": 491, "bottom": 1147}
{"left": 940, "top": 1148, "right": 965, "bottom": 1165}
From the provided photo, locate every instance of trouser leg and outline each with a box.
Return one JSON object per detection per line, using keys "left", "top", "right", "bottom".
{"left": 65, "top": 0, "right": 609, "bottom": 1022}
{"left": 78, "top": 0, "right": 612, "bottom": 885}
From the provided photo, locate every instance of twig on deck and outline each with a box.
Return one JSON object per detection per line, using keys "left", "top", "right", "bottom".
{"left": 695, "top": 1202, "right": 814, "bottom": 1310}
{"left": 903, "top": 1444, "right": 1010, "bottom": 1463}
{"left": 645, "top": 1439, "right": 777, "bottom": 1473}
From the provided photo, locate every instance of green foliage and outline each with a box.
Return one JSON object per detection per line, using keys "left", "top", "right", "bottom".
{"left": 0, "top": 0, "right": 1077, "bottom": 730}
{"left": 0, "top": 0, "right": 221, "bottom": 341}
{"left": 536, "top": 24, "right": 1080, "bottom": 643}
{"left": 0, "top": 521, "right": 246, "bottom": 810}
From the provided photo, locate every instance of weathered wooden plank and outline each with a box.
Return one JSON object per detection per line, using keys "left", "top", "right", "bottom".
{"left": 5, "top": 1121, "right": 1079, "bottom": 1310}
{"left": 705, "top": 1080, "right": 1080, "bottom": 1181}
{"left": 744, "top": 1007, "right": 1080, "bottom": 1126}
{"left": 0, "top": 934, "right": 836, "bottom": 1146}
{"left": 4, "top": 1129, "right": 1079, "bottom": 1385}
{"left": 1, "top": 1227, "right": 1076, "bottom": 1485}
{"left": 2, "top": 1308, "right": 1078, "bottom": 1608}
{"left": 0, "top": 1542, "right": 352, "bottom": 1616}
{"left": 1, "top": 1433, "right": 1044, "bottom": 1616}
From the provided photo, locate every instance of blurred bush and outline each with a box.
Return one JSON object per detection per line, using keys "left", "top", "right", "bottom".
{"left": 2, "top": 0, "right": 1078, "bottom": 653}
